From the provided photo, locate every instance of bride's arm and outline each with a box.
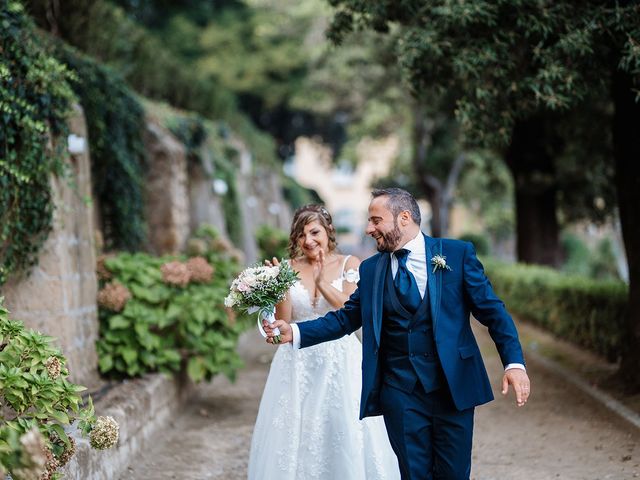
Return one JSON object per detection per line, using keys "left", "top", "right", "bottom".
{"left": 275, "top": 293, "right": 292, "bottom": 323}
{"left": 316, "top": 255, "right": 361, "bottom": 309}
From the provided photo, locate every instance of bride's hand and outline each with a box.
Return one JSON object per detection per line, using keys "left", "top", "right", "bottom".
{"left": 312, "top": 250, "right": 326, "bottom": 285}
{"left": 264, "top": 257, "right": 280, "bottom": 267}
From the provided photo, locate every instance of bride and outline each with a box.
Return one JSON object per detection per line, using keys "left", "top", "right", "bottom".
{"left": 247, "top": 204, "right": 399, "bottom": 479}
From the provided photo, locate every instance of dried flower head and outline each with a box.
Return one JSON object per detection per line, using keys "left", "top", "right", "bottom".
{"left": 12, "top": 427, "right": 47, "bottom": 480}
{"left": 89, "top": 416, "right": 119, "bottom": 450}
{"left": 49, "top": 433, "right": 76, "bottom": 467}
{"left": 229, "top": 248, "right": 245, "bottom": 265}
{"left": 44, "top": 357, "right": 61, "bottom": 380}
{"left": 186, "top": 238, "right": 209, "bottom": 256}
{"left": 161, "top": 261, "right": 191, "bottom": 287}
{"left": 96, "top": 255, "right": 113, "bottom": 280}
{"left": 210, "top": 236, "right": 232, "bottom": 253}
{"left": 97, "top": 281, "right": 131, "bottom": 312}
{"left": 185, "top": 257, "right": 214, "bottom": 283}
{"left": 40, "top": 447, "right": 60, "bottom": 480}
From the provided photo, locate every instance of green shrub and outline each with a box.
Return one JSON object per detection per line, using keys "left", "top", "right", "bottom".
{"left": 96, "top": 250, "right": 244, "bottom": 383}
{"left": 561, "top": 231, "right": 591, "bottom": 276}
{"left": 0, "top": 298, "right": 117, "bottom": 478}
{"left": 562, "top": 232, "right": 622, "bottom": 281}
{"left": 458, "top": 232, "right": 490, "bottom": 256}
{"left": 256, "top": 225, "right": 289, "bottom": 261}
{"left": 588, "top": 238, "right": 622, "bottom": 281}
{"left": 484, "top": 259, "right": 628, "bottom": 361}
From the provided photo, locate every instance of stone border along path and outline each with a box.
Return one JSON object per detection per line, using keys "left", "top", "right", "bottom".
{"left": 121, "top": 325, "right": 640, "bottom": 480}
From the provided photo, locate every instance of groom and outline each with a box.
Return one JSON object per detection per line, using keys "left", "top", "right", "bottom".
{"left": 264, "top": 188, "right": 530, "bottom": 480}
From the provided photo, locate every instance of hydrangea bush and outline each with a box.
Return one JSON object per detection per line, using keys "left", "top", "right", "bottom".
{"left": 96, "top": 229, "right": 246, "bottom": 383}
{"left": 0, "top": 299, "right": 118, "bottom": 479}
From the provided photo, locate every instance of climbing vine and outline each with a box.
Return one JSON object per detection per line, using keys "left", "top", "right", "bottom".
{"left": 0, "top": 0, "right": 75, "bottom": 285}
{"left": 55, "top": 43, "right": 147, "bottom": 251}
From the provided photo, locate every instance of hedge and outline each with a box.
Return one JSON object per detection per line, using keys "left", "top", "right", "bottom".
{"left": 483, "top": 259, "right": 628, "bottom": 362}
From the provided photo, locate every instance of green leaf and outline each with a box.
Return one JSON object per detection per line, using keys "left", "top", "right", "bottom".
{"left": 49, "top": 424, "right": 70, "bottom": 446}
{"left": 49, "top": 410, "right": 70, "bottom": 424}
{"left": 121, "top": 348, "right": 138, "bottom": 365}
{"left": 98, "top": 355, "right": 113, "bottom": 372}
{"left": 109, "top": 315, "right": 129, "bottom": 329}
{"left": 187, "top": 357, "right": 205, "bottom": 382}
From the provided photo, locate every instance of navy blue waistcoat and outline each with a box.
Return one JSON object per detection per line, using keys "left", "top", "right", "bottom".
{"left": 381, "top": 262, "right": 445, "bottom": 393}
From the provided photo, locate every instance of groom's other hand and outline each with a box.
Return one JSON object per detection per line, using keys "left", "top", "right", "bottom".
{"left": 263, "top": 319, "right": 293, "bottom": 344}
{"left": 502, "top": 368, "right": 531, "bottom": 407}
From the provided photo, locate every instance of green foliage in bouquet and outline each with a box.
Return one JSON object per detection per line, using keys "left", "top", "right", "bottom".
{"left": 96, "top": 247, "right": 245, "bottom": 383}
{"left": 0, "top": 299, "right": 117, "bottom": 479}
{"left": 0, "top": 1, "right": 75, "bottom": 285}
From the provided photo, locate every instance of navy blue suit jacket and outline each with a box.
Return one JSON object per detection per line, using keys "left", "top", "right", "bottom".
{"left": 298, "top": 234, "right": 525, "bottom": 419}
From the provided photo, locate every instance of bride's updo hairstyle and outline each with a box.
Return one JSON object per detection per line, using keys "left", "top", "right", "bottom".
{"left": 287, "top": 204, "right": 337, "bottom": 259}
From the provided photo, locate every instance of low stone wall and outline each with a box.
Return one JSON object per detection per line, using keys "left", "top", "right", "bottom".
{"left": 62, "top": 374, "right": 193, "bottom": 480}
{"left": 0, "top": 105, "right": 100, "bottom": 388}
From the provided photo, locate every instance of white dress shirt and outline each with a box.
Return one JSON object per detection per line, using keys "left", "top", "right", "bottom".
{"left": 391, "top": 231, "right": 427, "bottom": 297}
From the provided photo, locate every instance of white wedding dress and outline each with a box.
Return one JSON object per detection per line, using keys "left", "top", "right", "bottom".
{"left": 247, "top": 257, "right": 400, "bottom": 480}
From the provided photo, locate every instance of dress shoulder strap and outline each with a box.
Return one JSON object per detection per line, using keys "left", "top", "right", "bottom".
{"left": 340, "top": 255, "right": 351, "bottom": 277}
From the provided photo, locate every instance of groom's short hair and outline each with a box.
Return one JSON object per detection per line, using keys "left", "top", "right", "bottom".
{"left": 371, "top": 188, "right": 421, "bottom": 225}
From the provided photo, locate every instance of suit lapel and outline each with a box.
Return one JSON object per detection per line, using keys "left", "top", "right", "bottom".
{"left": 372, "top": 253, "right": 388, "bottom": 347}
{"left": 424, "top": 234, "right": 441, "bottom": 335}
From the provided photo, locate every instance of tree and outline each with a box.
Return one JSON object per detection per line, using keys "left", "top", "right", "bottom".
{"left": 326, "top": 0, "right": 640, "bottom": 387}
{"left": 327, "top": 1, "right": 622, "bottom": 266}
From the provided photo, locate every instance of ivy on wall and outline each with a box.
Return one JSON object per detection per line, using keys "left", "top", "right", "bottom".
{"left": 0, "top": 1, "right": 75, "bottom": 285}
{"left": 55, "top": 43, "right": 147, "bottom": 251}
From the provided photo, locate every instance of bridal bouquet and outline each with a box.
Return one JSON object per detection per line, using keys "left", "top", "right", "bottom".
{"left": 224, "top": 261, "right": 298, "bottom": 343}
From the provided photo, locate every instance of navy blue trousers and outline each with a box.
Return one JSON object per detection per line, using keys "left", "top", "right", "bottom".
{"left": 380, "top": 382, "right": 474, "bottom": 480}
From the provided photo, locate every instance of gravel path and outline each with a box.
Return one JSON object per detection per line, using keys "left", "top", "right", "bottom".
{"left": 122, "top": 326, "right": 640, "bottom": 480}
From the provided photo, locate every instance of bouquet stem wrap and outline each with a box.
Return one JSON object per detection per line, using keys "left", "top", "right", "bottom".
{"left": 252, "top": 306, "right": 281, "bottom": 342}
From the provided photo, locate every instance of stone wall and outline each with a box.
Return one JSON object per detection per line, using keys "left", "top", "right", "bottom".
{"left": 187, "top": 144, "right": 227, "bottom": 236}
{"left": 143, "top": 120, "right": 190, "bottom": 255}
{"left": 0, "top": 105, "right": 100, "bottom": 388}
{"left": 231, "top": 138, "right": 292, "bottom": 264}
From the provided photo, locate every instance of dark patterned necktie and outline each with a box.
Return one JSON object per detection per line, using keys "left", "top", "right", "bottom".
{"left": 393, "top": 249, "right": 422, "bottom": 313}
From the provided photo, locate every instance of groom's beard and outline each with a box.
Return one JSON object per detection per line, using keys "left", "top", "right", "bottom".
{"left": 375, "top": 221, "right": 402, "bottom": 253}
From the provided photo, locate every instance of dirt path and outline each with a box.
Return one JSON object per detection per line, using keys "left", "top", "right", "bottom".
{"left": 122, "top": 327, "right": 640, "bottom": 480}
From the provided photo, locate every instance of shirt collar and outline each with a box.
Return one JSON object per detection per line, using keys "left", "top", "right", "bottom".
{"left": 396, "top": 231, "right": 424, "bottom": 256}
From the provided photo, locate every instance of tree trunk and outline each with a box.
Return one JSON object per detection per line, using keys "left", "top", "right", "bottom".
{"left": 411, "top": 105, "right": 465, "bottom": 238}
{"left": 612, "top": 69, "right": 640, "bottom": 390}
{"left": 505, "top": 116, "right": 563, "bottom": 267}
{"left": 411, "top": 104, "right": 441, "bottom": 235}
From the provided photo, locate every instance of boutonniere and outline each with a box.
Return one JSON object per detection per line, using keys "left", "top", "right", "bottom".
{"left": 430, "top": 254, "right": 451, "bottom": 273}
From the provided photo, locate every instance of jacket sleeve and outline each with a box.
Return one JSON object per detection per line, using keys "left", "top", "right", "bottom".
{"left": 462, "top": 242, "right": 525, "bottom": 367}
{"left": 298, "top": 283, "right": 363, "bottom": 349}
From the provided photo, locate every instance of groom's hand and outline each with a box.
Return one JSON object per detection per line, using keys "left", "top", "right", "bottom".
{"left": 263, "top": 319, "right": 293, "bottom": 344}
{"left": 502, "top": 368, "right": 531, "bottom": 407}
